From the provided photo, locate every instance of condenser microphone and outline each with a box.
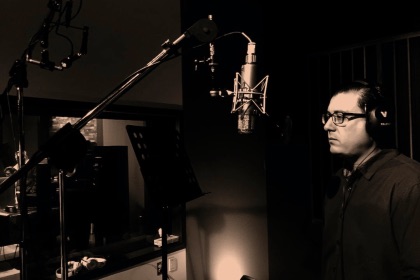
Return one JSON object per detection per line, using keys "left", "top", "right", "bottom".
{"left": 229, "top": 41, "right": 269, "bottom": 134}
{"left": 237, "top": 42, "right": 258, "bottom": 134}
{"left": 208, "top": 41, "right": 222, "bottom": 97}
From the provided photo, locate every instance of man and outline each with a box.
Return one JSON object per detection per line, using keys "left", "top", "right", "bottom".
{"left": 321, "top": 80, "right": 420, "bottom": 279}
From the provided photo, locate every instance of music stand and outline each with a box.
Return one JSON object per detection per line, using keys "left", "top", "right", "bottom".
{"left": 126, "top": 125, "right": 208, "bottom": 280}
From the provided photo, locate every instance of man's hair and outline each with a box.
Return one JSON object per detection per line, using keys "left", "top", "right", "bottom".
{"left": 333, "top": 79, "right": 384, "bottom": 113}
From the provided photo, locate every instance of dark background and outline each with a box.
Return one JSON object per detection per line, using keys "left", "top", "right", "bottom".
{"left": 181, "top": 2, "right": 420, "bottom": 141}
{"left": 181, "top": 2, "right": 420, "bottom": 279}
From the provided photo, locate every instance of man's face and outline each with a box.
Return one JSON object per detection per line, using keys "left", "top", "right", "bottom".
{"left": 323, "top": 91, "right": 373, "bottom": 158}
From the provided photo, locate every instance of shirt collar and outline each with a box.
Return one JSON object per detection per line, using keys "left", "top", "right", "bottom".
{"left": 357, "top": 149, "right": 399, "bottom": 180}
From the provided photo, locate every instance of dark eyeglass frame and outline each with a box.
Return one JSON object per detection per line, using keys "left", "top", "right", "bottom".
{"left": 322, "top": 112, "right": 366, "bottom": 126}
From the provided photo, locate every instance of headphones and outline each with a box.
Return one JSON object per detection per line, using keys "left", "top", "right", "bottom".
{"left": 353, "top": 80, "right": 394, "bottom": 134}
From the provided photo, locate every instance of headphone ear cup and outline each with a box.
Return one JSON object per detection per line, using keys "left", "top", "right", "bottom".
{"left": 372, "top": 103, "right": 393, "bottom": 128}
{"left": 366, "top": 109, "right": 376, "bottom": 135}
{"left": 366, "top": 103, "right": 393, "bottom": 138}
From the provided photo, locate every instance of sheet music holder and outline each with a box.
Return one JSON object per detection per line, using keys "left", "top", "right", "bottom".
{"left": 126, "top": 125, "right": 208, "bottom": 280}
{"left": 126, "top": 125, "right": 208, "bottom": 207}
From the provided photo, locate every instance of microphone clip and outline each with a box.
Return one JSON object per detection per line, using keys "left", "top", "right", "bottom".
{"left": 60, "top": 53, "right": 82, "bottom": 69}
{"left": 26, "top": 49, "right": 63, "bottom": 71}
{"left": 228, "top": 71, "right": 269, "bottom": 116}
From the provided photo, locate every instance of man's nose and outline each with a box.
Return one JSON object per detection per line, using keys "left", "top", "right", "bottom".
{"left": 323, "top": 117, "right": 334, "bottom": 131}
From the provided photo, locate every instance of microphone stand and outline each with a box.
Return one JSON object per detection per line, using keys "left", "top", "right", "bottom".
{"left": 0, "top": 2, "right": 61, "bottom": 278}
{"left": 0, "top": 18, "right": 217, "bottom": 279}
{"left": 2, "top": 59, "right": 30, "bottom": 280}
{"left": 16, "top": 85, "right": 29, "bottom": 280}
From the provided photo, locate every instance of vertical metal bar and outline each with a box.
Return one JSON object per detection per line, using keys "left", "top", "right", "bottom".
{"left": 392, "top": 41, "right": 399, "bottom": 149}
{"left": 406, "top": 38, "right": 414, "bottom": 158}
{"left": 17, "top": 87, "right": 27, "bottom": 280}
{"left": 59, "top": 170, "right": 68, "bottom": 280}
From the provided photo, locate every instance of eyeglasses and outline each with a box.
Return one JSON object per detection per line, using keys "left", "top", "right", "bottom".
{"left": 321, "top": 112, "right": 366, "bottom": 126}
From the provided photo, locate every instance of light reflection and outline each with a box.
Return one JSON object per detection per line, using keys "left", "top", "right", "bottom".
{"left": 214, "top": 252, "right": 243, "bottom": 280}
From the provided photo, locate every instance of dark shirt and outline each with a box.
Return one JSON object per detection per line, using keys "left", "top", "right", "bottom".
{"left": 322, "top": 149, "right": 420, "bottom": 280}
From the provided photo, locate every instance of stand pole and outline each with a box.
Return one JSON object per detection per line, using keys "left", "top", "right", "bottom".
{"left": 16, "top": 86, "right": 28, "bottom": 280}
{"left": 5, "top": 59, "right": 31, "bottom": 280}
{"left": 58, "top": 170, "right": 68, "bottom": 280}
{"left": 161, "top": 205, "right": 169, "bottom": 280}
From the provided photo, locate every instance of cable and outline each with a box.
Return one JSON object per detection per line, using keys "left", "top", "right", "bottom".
{"left": 193, "top": 31, "right": 253, "bottom": 51}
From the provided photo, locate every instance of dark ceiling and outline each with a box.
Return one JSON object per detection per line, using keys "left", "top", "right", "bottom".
{"left": 182, "top": 2, "right": 420, "bottom": 67}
